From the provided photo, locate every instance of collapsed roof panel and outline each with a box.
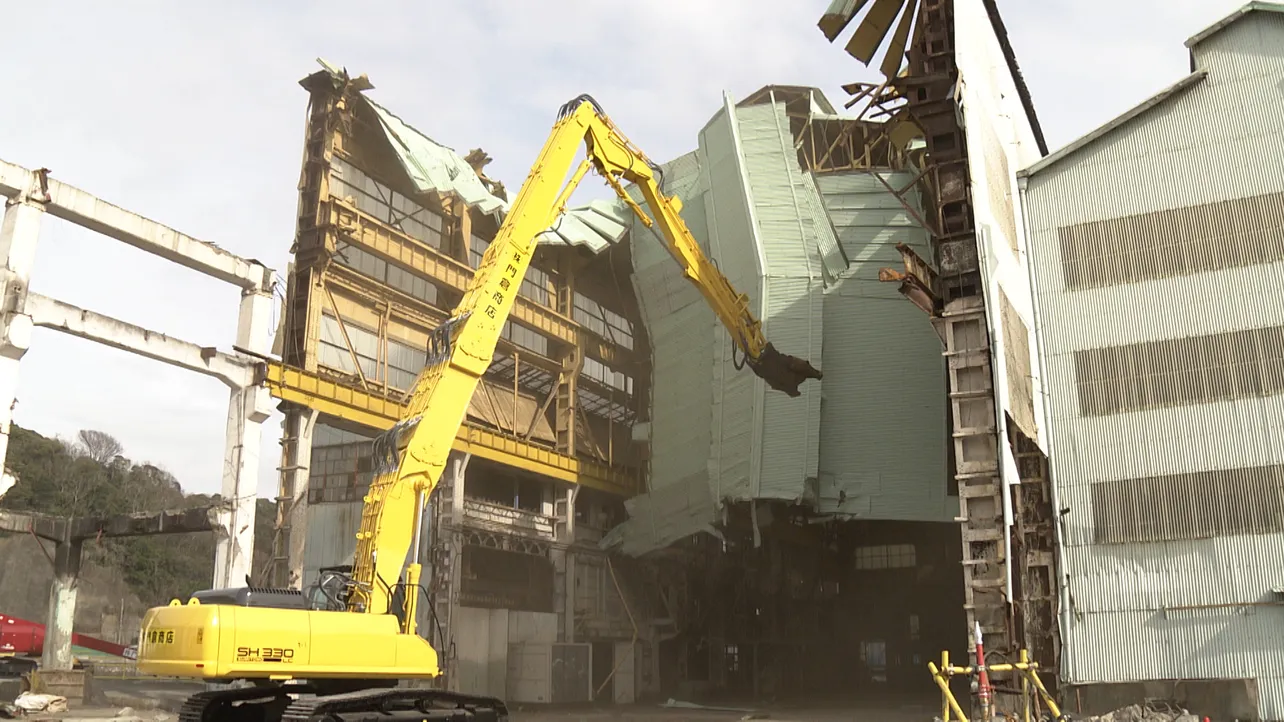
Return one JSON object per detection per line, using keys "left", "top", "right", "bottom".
{"left": 364, "top": 97, "right": 508, "bottom": 216}
{"left": 312, "top": 59, "right": 630, "bottom": 255}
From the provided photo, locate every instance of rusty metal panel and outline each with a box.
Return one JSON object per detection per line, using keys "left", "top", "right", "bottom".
{"left": 1022, "top": 9, "right": 1284, "bottom": 706}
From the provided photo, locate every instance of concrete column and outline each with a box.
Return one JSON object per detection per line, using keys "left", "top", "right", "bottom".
{"left": 283, "top": 407, "right": 318, "bottom": 588}
{"left": 562, "top": 486, "right": 578, "bottom": 643}
{"left": 236, "top": 280, "right": 274, "bottom": 356}
{"left": 214, "top": 383, "right": 272, "bottom": 588}
{"left": 41, "top": 537, "right": 82, "bottom": 671}
{"left": 443, "top": 451, "right": 469, "bottom": 691}
{"left": 0, "top": 186, "right": 45, "bottom": 492}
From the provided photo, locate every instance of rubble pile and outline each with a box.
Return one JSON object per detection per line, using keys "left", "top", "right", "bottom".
{"left": 1080, "top": 704, "right": 1200, "bottom": 722}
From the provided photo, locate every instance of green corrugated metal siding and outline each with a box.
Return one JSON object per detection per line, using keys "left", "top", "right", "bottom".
{"left": 729, "top": 101, "right": 825, "bottom": 501}
{"left": 628, "top": 151, "right": 715, "bottom": 495}
{"left": 360, "top": 94, "right": 628, "bottom": 253}
{"left": 700, "top": 98, "right": 764, "bottom": 502}
{"left": 814, "top": 171, "right": 953, "bottom": 521}
{"left": 608, "top": 151, "right": 723, "bottom": 552}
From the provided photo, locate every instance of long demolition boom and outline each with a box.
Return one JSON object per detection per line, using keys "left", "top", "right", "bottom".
{"left": 349, "top": 95, "right": 823, "bottom": 625}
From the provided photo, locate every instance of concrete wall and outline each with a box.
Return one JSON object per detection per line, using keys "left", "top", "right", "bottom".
{"left": 1020, "top": 10, "right": 1284, "bottom": 718}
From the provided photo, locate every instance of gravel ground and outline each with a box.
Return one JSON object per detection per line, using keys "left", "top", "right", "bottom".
{"left": 23, "top": 680, "right": 938, "bottom": 722}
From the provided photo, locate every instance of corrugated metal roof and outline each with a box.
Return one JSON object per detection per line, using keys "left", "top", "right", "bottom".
{"left": 1185, "top": 1, "right": 1284, "bottom": 48}
{"left": 601, "top": 477, "right": 722, "bottom": 556}
{"left": 602, "top": 150, "right": 722, "bottom": 555}
{"left": 713, "top": 99, "right": 827, "bottom": 502}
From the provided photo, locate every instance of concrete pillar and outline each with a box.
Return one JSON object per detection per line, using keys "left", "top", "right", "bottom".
{"left": 214, "top": 383, "right": 272, "bottom": 588}
{"left": 41, "top": 537, "right": 82, "bottom": 671}
{"left": 282, "top": 407, "right": 318, "bottom": 588}
{"left": 236, "top": 285, "right": 274, "bottom": 356}
{"left": 443, "top": 451, "right": 469, "bottom": 692}
{"left": 560, "top": 486, "right": 579, "bottom": 643}
{"left": 0, "top": 185, "right": 44, "bottom": 491}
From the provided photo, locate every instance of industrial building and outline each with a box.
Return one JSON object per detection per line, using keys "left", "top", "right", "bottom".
{"left": 260, "top": 60, "right": 652, "bottom": 704}
{"left": 1019, "top": 3, "right": 1284, "bottom": 719}
{"left": 254, "top": 0, "right": 1072, "bottom": 707}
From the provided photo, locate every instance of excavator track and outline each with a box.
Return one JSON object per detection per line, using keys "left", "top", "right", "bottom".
{"left": 177, "top": 685, "right": 507, "bottom": 722}
{"left": 280, "top": 687, "right": 508, "bottom": 722}
{"left": 177, "top": 685, "right": 298, "bottom": 722}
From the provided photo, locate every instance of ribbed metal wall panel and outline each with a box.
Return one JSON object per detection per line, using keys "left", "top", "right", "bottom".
{"left": 814, "top": 171, "right": 952, "bottom": 520}
{"left": 701, "top": 100, "right": 764, "bottom": 502}
{"left": 731, "top": 102, "right": 825, "bottom": 500}
{"left": 629, "top": 151, "right": 716, "bottom": 495}
{"left": 303, "top": 501, "right": 363, "bottom": 587}
{"left": 1022, "top": 13, "right": 1284, "bottom": 714}
{"left": 757, "top": 275, "right": 823, "bottom": 498}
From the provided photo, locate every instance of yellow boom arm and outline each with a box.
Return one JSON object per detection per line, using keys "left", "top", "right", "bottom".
{"left": 347, "top": 95, "right": 822, "bottom": 626}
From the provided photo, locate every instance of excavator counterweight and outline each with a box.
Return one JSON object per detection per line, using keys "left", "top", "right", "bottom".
{"left": 135, "top": 94, "right": 821, "bottom": 722}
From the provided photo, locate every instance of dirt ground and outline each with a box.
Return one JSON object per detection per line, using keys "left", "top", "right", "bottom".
{"left": 34, "top": 706, "right": 934, "bottom": 722}
{"left": 28, "top": 680, "right": 940, "bottom": 722}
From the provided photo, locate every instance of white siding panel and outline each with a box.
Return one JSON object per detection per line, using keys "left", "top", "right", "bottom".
{"left": 1022, "top": 12, "right": 1284, "bottom": 709}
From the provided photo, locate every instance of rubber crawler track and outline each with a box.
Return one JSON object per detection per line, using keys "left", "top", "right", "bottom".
{"left": 176, "top": 686, "right": 507, "bottom": 722}
{"left": 281, "top": 687, "right": 508, "bottom": 722}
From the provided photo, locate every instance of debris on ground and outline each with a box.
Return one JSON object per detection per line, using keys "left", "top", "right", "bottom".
{"left": 13, "top": 694, "right": 67, "bottom": 714}
{"left": 1079, "top": 703, "right": 1200, "bottom": 722}
{"left": 660, "top": 699, "right": 757, "bottom": 714}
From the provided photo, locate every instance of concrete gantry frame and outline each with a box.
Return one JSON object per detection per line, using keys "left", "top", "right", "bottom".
{"left": 0, "top": 158, "right": 276, "bottom": 589}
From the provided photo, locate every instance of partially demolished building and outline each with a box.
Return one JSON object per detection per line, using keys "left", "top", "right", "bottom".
{"left": 267, "top": 0, "right": 1064, "bottom": 706}
{"left": 265, "top": 61, "right": 649, "bottom": 703}
{"left": 604, "top": 0, "right": 1059, "bottom": 694}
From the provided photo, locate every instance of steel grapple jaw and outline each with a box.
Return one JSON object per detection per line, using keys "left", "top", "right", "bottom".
{"left": 749, "top": 342, "right": 824, "bottom": 397}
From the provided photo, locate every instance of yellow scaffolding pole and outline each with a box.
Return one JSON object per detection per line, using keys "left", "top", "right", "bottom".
{"left": 929, "top": 649, "right": 1062, "bottom": 722}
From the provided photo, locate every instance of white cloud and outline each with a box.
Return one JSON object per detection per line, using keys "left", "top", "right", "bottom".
{"left": 0, "top": 0, "right": 1249, "bottom": 498}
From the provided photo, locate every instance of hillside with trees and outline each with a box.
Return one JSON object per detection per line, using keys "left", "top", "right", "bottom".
{"left": 0, "top": 425, "right": 274, "bottom": 644}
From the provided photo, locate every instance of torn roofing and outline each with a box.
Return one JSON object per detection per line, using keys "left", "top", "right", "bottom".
{"left": 817, "top": 0, "right": 1049, "bottom": 156}
{"left": 313, "top": 59, "right": 630, "bottom": 254}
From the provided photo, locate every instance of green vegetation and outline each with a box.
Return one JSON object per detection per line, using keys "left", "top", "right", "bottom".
{"left": 0, "top": 425, "right": 274, "bottom": 606}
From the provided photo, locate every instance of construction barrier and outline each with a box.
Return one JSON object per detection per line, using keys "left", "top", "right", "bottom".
{"left": 929, "top": 649, "right": 1065, "bottom": 722}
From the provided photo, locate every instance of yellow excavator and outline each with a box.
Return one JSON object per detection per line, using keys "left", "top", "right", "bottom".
{"left": 135, "top": 95, "right": 822, "bottom": 722}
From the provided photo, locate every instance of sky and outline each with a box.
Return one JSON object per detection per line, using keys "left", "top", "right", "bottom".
{"left": 0, "top": 0, "right": 1248, "bottom": 500}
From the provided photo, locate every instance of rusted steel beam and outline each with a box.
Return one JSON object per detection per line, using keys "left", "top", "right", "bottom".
{"left": 878, "top": 241, "right": 941, "bottom": 317}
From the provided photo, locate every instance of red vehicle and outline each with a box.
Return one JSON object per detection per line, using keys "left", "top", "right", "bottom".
{"left": 0, "top": 613, "right": 130, "bottom": 675}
